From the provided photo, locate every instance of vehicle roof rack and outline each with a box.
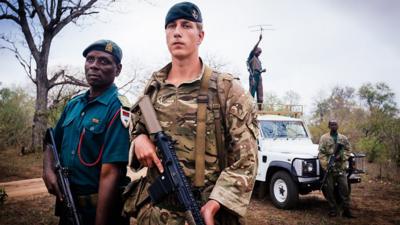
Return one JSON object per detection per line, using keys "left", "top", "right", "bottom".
{"left": 257, "top": 103, "right": 303, "bottom": 118}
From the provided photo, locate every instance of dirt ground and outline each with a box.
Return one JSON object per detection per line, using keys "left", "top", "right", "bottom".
{"left": 248, "top": 180, "right": 400, "bottom": 225}
{"left": 1, "top": 176, "right": 399, "bottom": 225}
{"left": 1, "top": 149, "right": 399, "bottom": 225}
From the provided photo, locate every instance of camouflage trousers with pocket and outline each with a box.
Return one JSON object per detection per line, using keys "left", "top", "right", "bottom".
{"left": 136, "top": 203, "right": 243, "bottom": 225}
{"left": 324, "top": 173, "right": 351, "bottom": 212}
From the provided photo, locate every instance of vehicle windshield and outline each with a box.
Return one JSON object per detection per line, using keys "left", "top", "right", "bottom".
{"left": 260, "top": 120, "right": 308, "bottom": 139}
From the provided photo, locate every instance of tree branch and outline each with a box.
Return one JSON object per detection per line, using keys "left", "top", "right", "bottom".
{"left": 16, "top": 0, "right": 40, "bottom": 61}
{"left": 0, "top": 13, "right": 20, "bottom": 23}
{"left": 0, "top": 0, "right": 19, "bottom": 13}
{"left": 52, "top": 0, "right": 98, "bottom": 36}
{"left": 0, "top": 35, "right": 36, "bottom": 84}
{"left": 31, "top": 0, "right": 48, "bottom": 27}
{"left": 48, "top": 69, "right": 64, "bottom": 86}
{"left": 51, "top": 75, "right": 88, "bottom": 88}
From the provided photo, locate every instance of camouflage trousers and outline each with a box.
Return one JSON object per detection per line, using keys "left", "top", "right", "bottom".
{"left": 249, "top": 73, "right": 263, "bottom": 103}
{"left": 136, "top": 203, "right": 242, "bottom": 225}
{"left": 323, "top": 173, "right": 350, "bottom": 212}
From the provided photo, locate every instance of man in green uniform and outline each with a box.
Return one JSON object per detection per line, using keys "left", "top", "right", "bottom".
{"left": 43, "top": 40, "right": 130, "bottom": 225}
{"left": 247, "top": 34, "right": 266, "bottom": 110}
{"left": 126, "top": 2, "right": 259, "bottom": 225}
{"left": 318, "top": 119, "right": 355, "bottom": 218}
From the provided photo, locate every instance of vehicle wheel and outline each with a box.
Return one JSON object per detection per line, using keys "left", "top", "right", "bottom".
{"left": 269, "top": 171, "right": 299, "bottom": 209}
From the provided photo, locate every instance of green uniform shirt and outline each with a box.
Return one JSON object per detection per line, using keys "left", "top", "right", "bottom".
{"left": 54, "top": 84, "right": 129, "bottom": 195}
{"left": 318, "top": 132, "right": 352, "bottom": 173}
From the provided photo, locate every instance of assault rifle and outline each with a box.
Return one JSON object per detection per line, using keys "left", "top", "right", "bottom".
{"left": 134, "top": 95, "right": 205, "bottom": 225}
{"left": 45, "top": 128, "right": 81, "bottom": 225}
{"left": 320, "top": 143, "right": 344, "bottom": 191}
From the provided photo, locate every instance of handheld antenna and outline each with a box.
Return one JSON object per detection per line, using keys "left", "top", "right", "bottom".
{"left": 248, "top": 24, "right": 276, "bottom": 35}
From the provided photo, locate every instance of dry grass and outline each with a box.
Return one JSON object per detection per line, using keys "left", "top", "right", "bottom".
{"left": 0, "top": 148, "right": 43, "bottom": 182}
{"left": 0, "top": 194, "right": 58, "bottom": 225}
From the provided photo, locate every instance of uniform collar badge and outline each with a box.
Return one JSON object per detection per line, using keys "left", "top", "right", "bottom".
{"left": 92, "top": 118, "right": 99, "bottom": 124}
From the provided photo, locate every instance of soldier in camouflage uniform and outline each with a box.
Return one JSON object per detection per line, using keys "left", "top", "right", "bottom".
{"left": 318, "top": 120, "right": 355, "bottom": 218}
{"left": 125, "top": 2, "right": 258, "bottom": 225}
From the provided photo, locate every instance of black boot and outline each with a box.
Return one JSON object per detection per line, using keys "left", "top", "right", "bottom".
{"left": 342, "top": 209, "right": 356, "bottom": 218}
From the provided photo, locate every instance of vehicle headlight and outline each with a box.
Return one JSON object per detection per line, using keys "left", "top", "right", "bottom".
{"left": 293, "top": 159, "right": 318, "bottom": 177}
{"left": 303, "top": 161, "right": 314, "bottom": 173}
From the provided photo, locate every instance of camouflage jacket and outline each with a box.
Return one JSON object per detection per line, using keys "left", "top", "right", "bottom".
{"left": 129, "top": 62, "right": 259, "bottom": 219}
{"left": 318, "top": 132, "right": 352, "bottom": 173}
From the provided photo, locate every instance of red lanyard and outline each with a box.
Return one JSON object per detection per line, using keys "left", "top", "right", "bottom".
{"left": 77, "top": 108, "right": 121, "bottom": 167}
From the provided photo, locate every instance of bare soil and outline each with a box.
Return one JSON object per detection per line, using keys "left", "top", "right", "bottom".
{"left": 1, "top": 175, "right": 399, "bottom": 225}
{"left": 1, "top": 148, "right": 399, "bottom": 225}
{"left": 247, "top": 179, "right": 400, "bottom": 225}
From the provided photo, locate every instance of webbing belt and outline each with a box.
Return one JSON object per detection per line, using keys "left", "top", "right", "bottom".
{"left": 194, "top": 66, "right": 212, "bottom": 187}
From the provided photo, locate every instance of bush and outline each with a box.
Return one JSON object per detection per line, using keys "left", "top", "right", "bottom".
{"left": 0, "top": 86, "right": 34, "bottom": 150}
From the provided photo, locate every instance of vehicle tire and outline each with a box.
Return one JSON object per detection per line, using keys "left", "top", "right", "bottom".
{"left": 269, "top": 171, "right": 299, "bottom": 209}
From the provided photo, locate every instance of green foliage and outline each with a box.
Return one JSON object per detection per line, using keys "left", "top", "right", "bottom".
{"left": 309, "top": 82, "right": 400, "bottom": 167}
{"left": 359, "top": 82, "right": 397, "bottom": 114}
{"left": 356, "top": 137, "right": 386, "bottom": 163}
{"left": 0, "top": 86, "right": 34, "bottom": 150}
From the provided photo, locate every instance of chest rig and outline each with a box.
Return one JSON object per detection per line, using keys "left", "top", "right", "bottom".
{"left": 144, "top": 65, "right": 227, "bottom": 187}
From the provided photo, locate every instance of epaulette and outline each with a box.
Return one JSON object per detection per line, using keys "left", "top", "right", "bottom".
{"left": 117, "top": 95, "right": 132, "bottom": 108}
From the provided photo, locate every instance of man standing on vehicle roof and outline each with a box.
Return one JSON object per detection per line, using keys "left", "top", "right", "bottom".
{"left": 42, "top": 40, "right": 130, "bottom": 225}
{"left": 125, "top": 2, "right": 259, "bottom": 224}
{"left": 247, "top": 34, "right": 266, "bottom": 110}
{"left": 318, "top": 119, "right": 355, "bottom": 218}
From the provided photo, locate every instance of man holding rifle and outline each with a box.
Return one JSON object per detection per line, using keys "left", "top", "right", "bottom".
{"left": 127, "top": 2, "right": 258, "bottom": 225}
{"left": 318, "top": 119, "right": 355, "bottom": 218}
{"left": 43, "top": 40, "right": 130, "bottom": 225}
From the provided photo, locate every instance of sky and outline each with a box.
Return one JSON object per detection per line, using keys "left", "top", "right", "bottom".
{"left": 0, "top": 0, "right": 399, "bottom": 115}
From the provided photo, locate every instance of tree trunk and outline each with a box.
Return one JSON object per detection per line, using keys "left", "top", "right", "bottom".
{"left": 31, "top": 65, "right": 49, "bottom": 152}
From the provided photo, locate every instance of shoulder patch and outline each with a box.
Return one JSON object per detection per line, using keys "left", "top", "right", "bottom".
{"left": 120, "top": 107, "right": 131, "bottom": 128}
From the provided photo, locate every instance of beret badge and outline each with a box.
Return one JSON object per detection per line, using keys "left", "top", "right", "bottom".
{"left": 192, "top": 9, "right": 198, "bottom": 20}
{"left": 105, "top": 42, "right": 113, "bottom": 53}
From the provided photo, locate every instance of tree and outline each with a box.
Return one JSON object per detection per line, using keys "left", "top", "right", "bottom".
{"left": 283, "top": 90, "right": 301, "bottom": 105}
{"left": 359, "top": 82, "right": 397, "bottom": 115}
{"left": 0, "top": 0, "right": 116, "bottom": 151}
{"left": 358, "top": 82, "right": 399, "bottom": 166}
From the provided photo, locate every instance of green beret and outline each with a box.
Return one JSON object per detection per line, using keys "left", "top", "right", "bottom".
{"left": 82, "top": 39, "right": 122, "bottom": 64}
{"left": 165, "top": 2, "right": 202, "bottom": 28}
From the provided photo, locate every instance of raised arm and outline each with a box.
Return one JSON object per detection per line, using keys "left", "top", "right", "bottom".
{"left": 252, "top": 34, "right": 262, "bottom": 52}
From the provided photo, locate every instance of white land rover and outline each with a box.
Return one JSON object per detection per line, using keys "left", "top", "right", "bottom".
{"left": 255, "top": 114, "right": 364, "bottom": 209}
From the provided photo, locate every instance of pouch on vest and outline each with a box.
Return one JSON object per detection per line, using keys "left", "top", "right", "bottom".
{"left": 121, "top": 176, "right": 150, "bottom": 218}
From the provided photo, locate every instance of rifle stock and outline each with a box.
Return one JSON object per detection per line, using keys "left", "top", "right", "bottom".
{"left": 45, "top": 128, "right": 81, "bottom": 225}
{"left": 135, "top": 95, "right": 205, "bottom": 225}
